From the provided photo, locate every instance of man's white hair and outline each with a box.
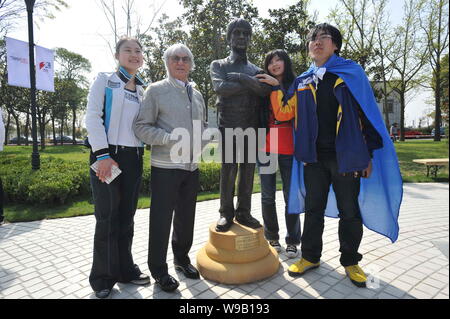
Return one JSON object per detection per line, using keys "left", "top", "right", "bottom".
{"left": 163, "top": 43, "right": 195, "bottom": 76}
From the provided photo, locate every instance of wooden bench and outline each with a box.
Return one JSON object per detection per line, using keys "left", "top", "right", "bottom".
{"left": 412, "top": 158, "right": 449, "bottom": 177}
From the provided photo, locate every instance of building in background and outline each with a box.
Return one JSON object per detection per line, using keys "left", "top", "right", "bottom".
{"left": 372, "top": 81, "right": 401, "bottom": 127}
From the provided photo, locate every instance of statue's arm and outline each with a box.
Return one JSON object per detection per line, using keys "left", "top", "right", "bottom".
{"left": 238, "top": 73, "right": 272, "bottom": 97}
{"left": 210, "top": 61, "right": 247, "bottom": 97}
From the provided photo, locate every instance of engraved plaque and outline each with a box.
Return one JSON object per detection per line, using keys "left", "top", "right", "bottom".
{"left": 235, "top": 234, "right": 259, "bottom": 251}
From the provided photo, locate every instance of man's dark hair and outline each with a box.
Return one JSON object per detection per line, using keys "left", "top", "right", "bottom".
{"left": 263, "top": 49, "right": 296, "bottom": 89}
{"left": 226, "top": 18, "right": 252, "bottom": 43}
{"left": 307, "top": 23, "right": 342, "bottom": 56}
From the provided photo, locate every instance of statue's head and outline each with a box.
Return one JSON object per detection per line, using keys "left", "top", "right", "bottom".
{"left": 226, "top": 18, "right": 252, "bottom": 51}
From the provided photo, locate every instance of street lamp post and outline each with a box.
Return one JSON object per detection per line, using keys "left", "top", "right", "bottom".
{"left": 25, "top": 0, "right": 40, "bottom": 170}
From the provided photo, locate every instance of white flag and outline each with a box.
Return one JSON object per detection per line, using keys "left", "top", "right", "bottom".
{"left": 36, "top": 45, "right": 55, "bottom": 92}
{"left": 6, "top": 37, "right": 30, "bottom": 89}
{"left": 6, "top": 37, "right": 55, "bottom": 92}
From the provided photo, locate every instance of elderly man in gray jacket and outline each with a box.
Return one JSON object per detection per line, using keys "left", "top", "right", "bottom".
{"left": 134, "top": 43, "right": 207, "bottom": 292}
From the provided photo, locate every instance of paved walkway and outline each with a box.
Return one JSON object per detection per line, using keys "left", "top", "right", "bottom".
{"left": 0, "top": 183, "right": 448, "bottom": 299}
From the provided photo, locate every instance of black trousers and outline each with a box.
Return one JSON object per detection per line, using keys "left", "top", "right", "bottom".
{"left": 148, "top": 166, "right": 199, "bottom": 278}
{"left": 0, "top": 177, "right": 3, "bottom": 223}
{"left": 219, "top": 127, "right": 256, "bottom": 219}
{"left": 89, "top": 146, "right": 143, "bottom": 292}
{"left": 257, "top": 153, "right": 301, "bottom": 245}
{"left": 301, "top": 157, "right": 363, "bottom": 266}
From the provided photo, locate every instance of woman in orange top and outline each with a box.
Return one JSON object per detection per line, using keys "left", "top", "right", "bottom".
{"left": 255, "top": 50, "right": 300, "bottom": 258}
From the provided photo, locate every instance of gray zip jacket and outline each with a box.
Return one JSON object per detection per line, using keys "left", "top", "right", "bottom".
{"left": 134, "top": 76, "right": 207, "bottom": 171}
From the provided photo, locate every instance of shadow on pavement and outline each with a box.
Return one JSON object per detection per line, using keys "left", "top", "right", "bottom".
{"left": 0, "top": 221, "right": 43, "bottom": 243}
{"left": 0, "top": 267, "right": 19, "bottom": 296}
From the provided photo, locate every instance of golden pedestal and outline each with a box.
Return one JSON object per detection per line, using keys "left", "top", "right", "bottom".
{"left": 196, "top": 222, "right": 280, "bottom": 284}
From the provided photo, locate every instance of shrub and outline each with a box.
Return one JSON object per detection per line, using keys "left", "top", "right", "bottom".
{"left": 198, "top": 162, "right": 221, "bottom": 192}
{"left": 138, "top": 162, "right": 221, "bottom": 194}
{"left": 0, "top": 156, "right": 90, "bottom": 204}
{"left": 0, "top": 155, "right": 222, "bottom": 205}
{"left": 140, "top": 166, "right": 151, "bottom": 195}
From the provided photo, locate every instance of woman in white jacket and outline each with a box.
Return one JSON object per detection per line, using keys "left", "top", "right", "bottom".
{"left": 0, "top": 107, "right": 5, "bottom": 225}
{"left": 85, "top": 37, "right": 150, "bottom": 299}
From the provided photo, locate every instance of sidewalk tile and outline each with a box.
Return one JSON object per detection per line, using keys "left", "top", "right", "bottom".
{"left": 0, "top": 183, "right": 448, "bottom": 300}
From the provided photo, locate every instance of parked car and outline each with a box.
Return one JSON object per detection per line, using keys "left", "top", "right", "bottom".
{"left": 51, "top": 135, "right": 83, "bottom": 144}
{"left": 9, "top": 136, "right": 39, "bottom": 144}
{"left": 404, "top": 130, "right": 422, "bottom": 136}
{"left": 431, "top": 127, "right": 445, "bottom": 136}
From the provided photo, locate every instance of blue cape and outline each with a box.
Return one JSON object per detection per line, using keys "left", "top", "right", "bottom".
{"left": 287, "top": 54, "right": 403, "bottom": 243}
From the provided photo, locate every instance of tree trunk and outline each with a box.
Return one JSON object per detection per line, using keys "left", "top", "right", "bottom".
{"left": 5, "top": 113, "right": 11, "bottom": 145}
{"left": 382, "top": 79, "right": 390, "bottom": 129}
{"left": 24, "top": 112, "right": 30, "bottom": 146}
{"left": 14, "top": 116, "right": 21, "bottom": 145}
{"left": 36, "top": 104, "right": 45, "bottom": 150}
{"left": 399, "top": 92, "right": 406, "bottom": 142}
{"left": 72, "top": 107, "right": 77, "bottom": 145}
{"left": 39, "top": 121, "right": 46, "bottom": 150}
{"left": 52, "top": 117, "right": 57, "bottom": 146}
{"left": 434, "top": 64, "right": 442, "bottom": 142}
{"left": 60, "top": 117, "right": 64, "bottom": 145}
{"left": 383, "top": 103, "right": 390, "bottom": 129}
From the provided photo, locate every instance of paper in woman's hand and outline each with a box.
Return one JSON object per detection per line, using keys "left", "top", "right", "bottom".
{"left": 90, "top": 161, "right": 122, "bottom": 184}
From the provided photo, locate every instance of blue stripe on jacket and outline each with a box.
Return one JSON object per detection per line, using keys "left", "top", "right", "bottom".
{"left": 104, "top": 87, "right": 113, "bottom": 133}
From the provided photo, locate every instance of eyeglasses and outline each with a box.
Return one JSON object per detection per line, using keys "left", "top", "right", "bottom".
{"left": 308, "top": 34, "right": 333, "bottom": 43}
{"left": 170, "top": 55, "right": 191, "bottom": 63}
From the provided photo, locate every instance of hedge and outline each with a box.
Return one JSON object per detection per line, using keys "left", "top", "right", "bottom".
{"left": 0, "top": 156, "right": 90, "bottom": 204}
{"left": 0, "top": 155, "right": 221, "bottom": 205}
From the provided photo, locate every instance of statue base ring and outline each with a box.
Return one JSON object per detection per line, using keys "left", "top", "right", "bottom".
{"left": 196, "top": 222, "right": 280, "bottom": 285}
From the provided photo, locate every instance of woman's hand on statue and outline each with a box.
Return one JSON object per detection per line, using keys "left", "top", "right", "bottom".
{"left": 255, "top": 74, "right": 279, "bottom": 86}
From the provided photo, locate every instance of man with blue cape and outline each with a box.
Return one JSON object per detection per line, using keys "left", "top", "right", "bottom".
{"left": 269, "top": 23, "right": 402, "bottom": 288}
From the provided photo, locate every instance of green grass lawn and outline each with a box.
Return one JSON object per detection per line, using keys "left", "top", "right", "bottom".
{"left": 2, "top": 139, "right": 448, "bottom": 222}
{"left": 3, "top": 145, "right": 91, "bottom": 163}
{"left": 394, "top": 140, "right": 449, "bottom": 182}
{"left": 2, "top": 144, "right": 154, "bottom": 170}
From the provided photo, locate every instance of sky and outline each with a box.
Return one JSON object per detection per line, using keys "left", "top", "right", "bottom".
{"left": 8, "top": 0, "right": 433, "bottom": 126}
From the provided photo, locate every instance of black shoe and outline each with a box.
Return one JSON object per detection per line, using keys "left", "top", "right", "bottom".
{"left": 215, "top": 216, "right": 234, "bottom": 232}
{"left": 129, "top": 273, "right": 151, "bottom": 285}
{"left": 155, "top": 274, "right": 179, "bottom": 292}
{"left": 174, "top": 263, "right": 200, "bottom": 279}
{"left": 235, "top": 213, "right": 261, "bottom": 229}
{"left": 95, "top": 289, "right": 111, "bottom": 299}
{"left": 118, "top": 265, "right": 151, "bottom": 285}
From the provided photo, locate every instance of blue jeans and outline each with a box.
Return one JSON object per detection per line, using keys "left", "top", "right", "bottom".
{"left": 257, "top": 153, "right": 301, "bottom": 245}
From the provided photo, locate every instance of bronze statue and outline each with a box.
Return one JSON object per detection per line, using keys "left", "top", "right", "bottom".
{"left": 210, "top": 18, "right": 271, "bottom": 232}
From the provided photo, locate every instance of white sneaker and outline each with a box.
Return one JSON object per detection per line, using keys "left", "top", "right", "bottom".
{"left": 268, "top": 240, "right": 282, "bottom": 252}
{"left": 285, "top": 244, "right": 299, "bottom": 258}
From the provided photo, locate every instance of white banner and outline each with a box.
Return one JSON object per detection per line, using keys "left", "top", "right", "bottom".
{"left": 36, "top": 45, "right": 55, "bottom": 92}
{"left": 5, "top": 37, "right": 54, "bottom": 92}
{"left": 6, "top": 37, "right": 30, "bottom": 89}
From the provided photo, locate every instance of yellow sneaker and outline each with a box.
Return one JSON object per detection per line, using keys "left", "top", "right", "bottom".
{"left": 344, "top": 265, "right": 367, "bottom": 288}
{"left": 288, "top": 258, "right": 320, "bottom": 277}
